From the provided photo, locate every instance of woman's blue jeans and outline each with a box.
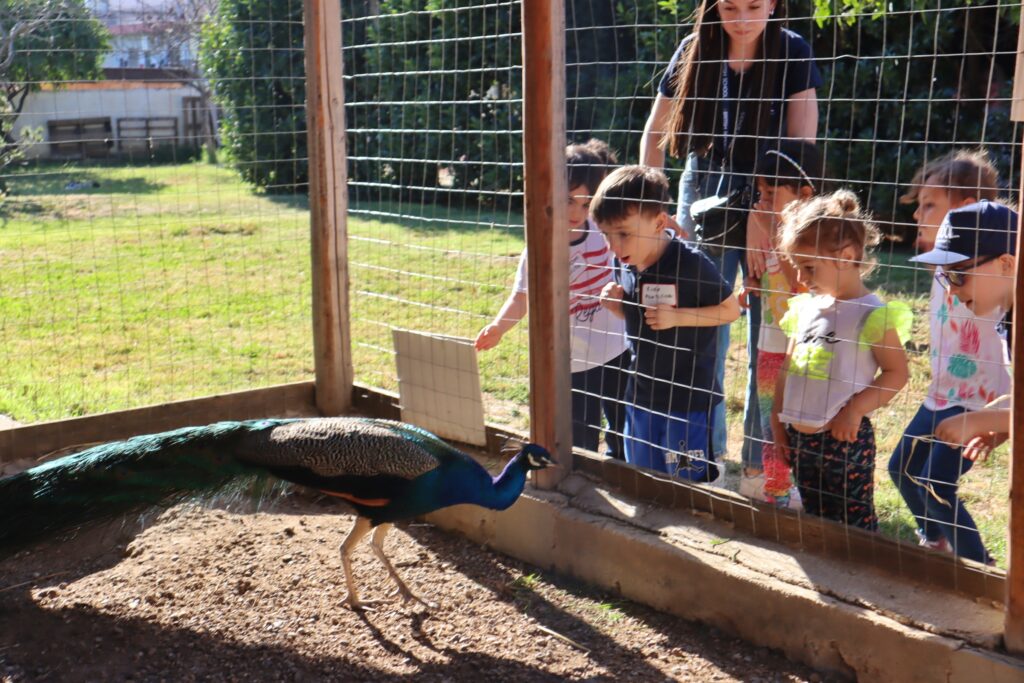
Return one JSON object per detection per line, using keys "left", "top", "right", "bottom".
{"left": 677, "top": 160, "right": 762, "bottom": 469}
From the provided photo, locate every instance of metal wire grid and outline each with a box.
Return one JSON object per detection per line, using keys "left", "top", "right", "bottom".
{"left": 0, "top": 0, "right": 312, "bottom": 420}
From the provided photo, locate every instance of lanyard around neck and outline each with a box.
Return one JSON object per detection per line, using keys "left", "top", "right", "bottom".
{"left": 720, "top": 65, "right": 745, "bottom": 160}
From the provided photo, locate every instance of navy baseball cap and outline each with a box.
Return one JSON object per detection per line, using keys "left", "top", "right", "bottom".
{"left": 911, "top": 200, "right": 1019, "bottom": 266}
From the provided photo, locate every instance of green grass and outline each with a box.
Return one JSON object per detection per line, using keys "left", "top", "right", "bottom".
{"left": 0, "top": 160, "right": 1009, "bottom": 567}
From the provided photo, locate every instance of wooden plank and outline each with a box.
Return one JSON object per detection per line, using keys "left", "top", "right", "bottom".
{"left": 1011, "top": 15, "right": 1024, "bottom": 122}
{"left": 521, "top": 0, "right": 571, "bottom": 488}
{"left": 0, "top": 382, "right": 318, "bottom": 464}
{"left": 304, "top": 0, "right": 353, "bottom": 416}
{"left": 1005, "top": 118, "right": 1024, "bottom": 652}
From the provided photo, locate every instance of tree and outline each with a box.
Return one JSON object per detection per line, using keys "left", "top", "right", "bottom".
{"left": 200, "top": 0, "right": 307, "bottom": 193}
{"left": 0, "top": 0, "right": 109, "bottom": 187}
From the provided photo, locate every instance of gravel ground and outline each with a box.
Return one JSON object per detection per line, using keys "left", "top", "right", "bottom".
{"left": 0, "top": 494, "right": 825, "bottom": 682}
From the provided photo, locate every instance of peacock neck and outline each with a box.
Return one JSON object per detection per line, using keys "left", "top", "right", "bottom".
{"left": 485, "top": 457, "right": 528, "bottom": 511}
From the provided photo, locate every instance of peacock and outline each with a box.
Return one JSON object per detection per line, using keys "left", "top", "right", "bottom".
{"left": 0, "top": 416, "right": 553, "bottom": 610}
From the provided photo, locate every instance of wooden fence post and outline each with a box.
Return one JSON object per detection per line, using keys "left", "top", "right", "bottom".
{"left": 304, "top": 0, "right": 353, "bottom": 416}
{"left": 1005, "top": 8, "right": 1024, "bottom": 654}
{"left": 521, "top": 0, "right": 571, "bottom": 488}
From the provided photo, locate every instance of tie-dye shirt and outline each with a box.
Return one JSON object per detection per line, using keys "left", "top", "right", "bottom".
{"left": 924, "top": 276, "right": 1011, "bottom": 411}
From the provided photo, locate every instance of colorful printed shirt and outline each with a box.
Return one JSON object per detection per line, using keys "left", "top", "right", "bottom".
{"left": 924, "top": 276, "right": 1011, "bottom": 411}
{"left": 778, "top": 292, "right": 912, "bottom": 431}
{"left": 758, "top": 250, "right": 795, "bottom": 355}
{"left": 514, "top": 219, "right": 628, "bottom": 373}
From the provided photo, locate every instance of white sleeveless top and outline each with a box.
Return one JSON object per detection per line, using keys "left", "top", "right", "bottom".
{"left": 778, "top": 292, "right": 912, "bottom": 431}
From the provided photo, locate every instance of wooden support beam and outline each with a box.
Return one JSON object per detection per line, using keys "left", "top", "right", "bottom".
{"left": 1005, "top": 6, "right": 1024, "bottom": 653}
{"left": 521, "top": 0, "right": 571, "bottom": 488}
{"left": 0, "top": 382, "right": 318, "bottom": 465}
{"left": 305, "top": 0, "right": 353, "bottom": 415}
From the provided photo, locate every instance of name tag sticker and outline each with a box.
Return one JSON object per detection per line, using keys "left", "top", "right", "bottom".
{"left": 641, "top": 283, "right": 677, "bottom": 308}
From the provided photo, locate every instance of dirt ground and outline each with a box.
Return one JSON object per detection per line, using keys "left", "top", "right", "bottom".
{"left": 0, "top": 493, "right": 826, "bottom": 682}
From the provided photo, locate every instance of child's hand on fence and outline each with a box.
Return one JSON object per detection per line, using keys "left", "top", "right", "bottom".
{"left": 474, "top": 324, "right": 503, "bottom": 351}
{"left": 738, "top": 276, "right": 760, "bottom": 310}
{"left": 962, "top": 432, "right": 1008, "bottom": 462}
{"left": 643, "top": 304, "right": 681, "bottom": 330}
{"left": 827, "top": 403, "right": 864, "bottom": 442}
{"left": 599, "top": 282, "right": 625, "bottom": 318}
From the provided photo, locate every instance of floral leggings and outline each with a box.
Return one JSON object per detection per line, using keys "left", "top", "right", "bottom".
{"left": 786, "top": 417, "right": 878, "bottom": 531}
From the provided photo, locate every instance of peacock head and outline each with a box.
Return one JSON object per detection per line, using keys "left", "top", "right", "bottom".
{"left": 519, "top": 443, "right": 555, "bottom": 470}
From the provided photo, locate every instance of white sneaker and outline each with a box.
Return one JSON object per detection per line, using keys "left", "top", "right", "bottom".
{"left": 739, "top": 471, "right": 768, "bottom": 501}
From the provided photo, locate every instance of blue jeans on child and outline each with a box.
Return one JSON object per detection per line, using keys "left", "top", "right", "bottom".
{"left": 623, "top": 404, "right": 719, "bottom": 482}
{"left": 887, "top": 404, "right": 991, "bottom": 564}
{"left": 570, "top": 351, "right": 629, "bottom": 459}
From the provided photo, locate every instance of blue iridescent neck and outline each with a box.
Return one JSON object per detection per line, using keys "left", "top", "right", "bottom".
{"left": 487, "top": 454, "right": 528, "bottom": 511}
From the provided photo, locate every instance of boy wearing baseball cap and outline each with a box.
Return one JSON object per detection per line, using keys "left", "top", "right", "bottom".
{"left": 889, "top": 200, "right": 1017, "bottom": 564}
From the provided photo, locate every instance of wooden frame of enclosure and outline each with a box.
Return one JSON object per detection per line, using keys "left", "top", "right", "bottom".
{"left": 0, "top": 0, "right": 1021, "bottom": 657}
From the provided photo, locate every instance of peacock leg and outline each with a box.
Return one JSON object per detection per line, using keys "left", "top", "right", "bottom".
{"left": 339, "top": 516, "right": 381, "bottom": 611}
{"left": 369, "top": 523, "right": 437, "bottom": 610}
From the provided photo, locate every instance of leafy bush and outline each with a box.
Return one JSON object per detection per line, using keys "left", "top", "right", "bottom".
{"left": 200, "top": 0, "right": 308, "bottom": 193}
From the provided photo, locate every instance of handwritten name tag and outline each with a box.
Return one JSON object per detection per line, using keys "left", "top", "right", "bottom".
{"left": 641, "top": 283, "right": 677, "bottom": 308}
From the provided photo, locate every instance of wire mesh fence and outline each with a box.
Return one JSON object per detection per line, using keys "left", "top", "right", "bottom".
{"left": 342, "top": 0, "right": 1020, "bottom": 575}
{"left": 0, "top": 0, "right": 312, "bottom": 421}
{"left": 1, "top": 0, "right": 1019, "bottom": 584}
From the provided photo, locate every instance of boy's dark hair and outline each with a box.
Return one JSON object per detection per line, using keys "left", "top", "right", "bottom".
{"left": 901, "top": 149, "right": 1001, "bottom": 205}
{"left": 756, "top": 140, "right": 823, "bottom": 194}
{"left": 567, "top": 138, "right": 618, "bottom": 195}
{"left": 591, "top": 165, "right": 670, "bottom": 226}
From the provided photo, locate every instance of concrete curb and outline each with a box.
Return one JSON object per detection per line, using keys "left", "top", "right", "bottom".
{"left": 426, "top": 482, "right": 1024, "bottom": 683}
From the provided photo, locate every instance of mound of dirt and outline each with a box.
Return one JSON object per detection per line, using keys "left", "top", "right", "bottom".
{"left": 0, "top": 495, "right": 822, "bottom": 682}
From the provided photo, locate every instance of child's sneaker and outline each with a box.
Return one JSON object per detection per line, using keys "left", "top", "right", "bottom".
{"left": 786, "top": 485, "right": 803, "bottom": 511}
{"left": 739, "top": 470, "right": 767, "bottom": 501}
{"left": 916, "top": 530, "right": 952, "bottom": 553}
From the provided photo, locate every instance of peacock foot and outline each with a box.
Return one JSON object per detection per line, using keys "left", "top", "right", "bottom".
{"left": 341, "top": 593, "right": 385, "bottom": 612}
{"left": 389, "top": 585, "right": 437, "bottom": 611}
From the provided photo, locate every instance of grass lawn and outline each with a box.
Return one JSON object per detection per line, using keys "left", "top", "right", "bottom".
{"left": 0, "top": 160, "right": 1009, "bottom": 566}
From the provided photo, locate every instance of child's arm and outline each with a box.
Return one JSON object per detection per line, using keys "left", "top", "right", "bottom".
{"left": 599, "top": 281, "right": 626, "bottom": 320}
{"left": 827, "top": 327, "right": 910, "bottom": 442}
{"left": 643, "top": 294, "right": 741, "bottom": 330}
{"left": 474, "top": 290, "right": 527, "bottom": 350}
{"left": 935, "top": 408, "right": 1010, "bottom": 461}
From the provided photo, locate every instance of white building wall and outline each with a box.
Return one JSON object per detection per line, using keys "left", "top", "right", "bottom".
{"left": 12, "top": 84, "right": 202, "bottom": 158}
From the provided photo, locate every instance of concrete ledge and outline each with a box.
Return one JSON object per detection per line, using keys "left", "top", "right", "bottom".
{"left": 426, "top": 475, "right": 1024, "bottom": 683}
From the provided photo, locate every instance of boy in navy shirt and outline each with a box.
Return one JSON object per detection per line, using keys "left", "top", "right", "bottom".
{"left": 595, "top": 166, "right": 740, "bottom": 481}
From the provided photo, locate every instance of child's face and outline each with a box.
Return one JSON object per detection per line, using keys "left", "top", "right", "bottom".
{"left": 945, "top": 255, "right": 1014, "bottom": 316}
{"left": 598, "top": 210, "right": 668, "bottom": 271}
{"left": 717, "top": 0, "right": 775, "bottom": 52}
{"left": 756, "top": 179, "right": 804, "bottom": 217}
{"left": 567, "top": 184, "right": 591, "bottom": 233}
{"left": 788, "top": 244, "right": 859, "bottom": 298}
{"left": 913, "top": 184, "right": 974, "bottom": 251}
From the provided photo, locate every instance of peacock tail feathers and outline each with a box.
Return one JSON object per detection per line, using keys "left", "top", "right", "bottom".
{"left": 0, "top": 420, "right": 294, "bottom": 553}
